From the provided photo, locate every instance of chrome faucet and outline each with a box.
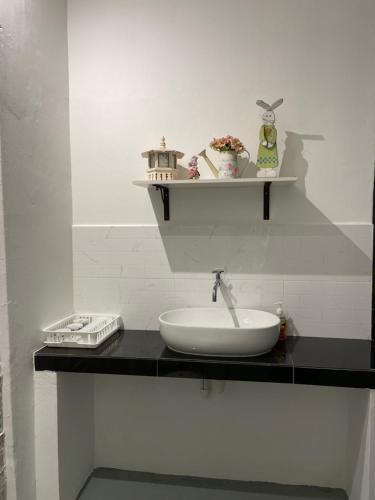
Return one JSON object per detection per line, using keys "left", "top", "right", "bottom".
{"left": 212, "top": 269, "right": 224, "bottom": 302}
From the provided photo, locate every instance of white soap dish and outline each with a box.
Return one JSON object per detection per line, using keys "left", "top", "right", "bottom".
{"left": 43, "top": 313, "right": 122, "bottom": 348}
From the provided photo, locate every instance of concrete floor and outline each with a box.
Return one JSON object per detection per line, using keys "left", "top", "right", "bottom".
{"left": 78, "top": 469, "right": 348, "bottom": 500}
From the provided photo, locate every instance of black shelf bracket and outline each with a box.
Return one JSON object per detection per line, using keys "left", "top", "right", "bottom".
{"left": 154, "top": 185, "right": 170, "bottom": 221}
{"left": 263, "top": 182, "right": 272, "bottom": 220}
{"left": 152, "top": 181, "right": 272, "bottom": 221}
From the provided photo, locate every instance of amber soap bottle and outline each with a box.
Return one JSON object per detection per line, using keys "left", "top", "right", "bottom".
{"left": 275, "top": 302, "right": 287, "bottom": 342}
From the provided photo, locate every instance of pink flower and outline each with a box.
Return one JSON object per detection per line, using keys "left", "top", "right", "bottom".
{"left": 210, "top": 134, "right": 245, "bottom": 153}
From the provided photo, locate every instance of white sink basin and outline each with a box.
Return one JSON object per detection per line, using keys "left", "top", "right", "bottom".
{"left": 159, "top": 308, "right": 280, "bottom": 357}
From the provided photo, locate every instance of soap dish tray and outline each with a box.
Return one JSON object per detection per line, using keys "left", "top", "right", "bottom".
{"left": 43, "top": 313, "right": 122, "bottom": 348}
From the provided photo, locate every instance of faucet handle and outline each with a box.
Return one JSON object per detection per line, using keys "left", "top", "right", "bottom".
{"left": 212, "top": 269, "right": 224, "bottom": 276}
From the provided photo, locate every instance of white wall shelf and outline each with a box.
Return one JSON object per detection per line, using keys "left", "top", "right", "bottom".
{"left": 133, "top": 177, "right": 298, "bottom": 221}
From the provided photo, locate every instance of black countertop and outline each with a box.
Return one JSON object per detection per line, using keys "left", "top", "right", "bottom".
{"left": 34, "top": 330, "right": 375, "bottom": 389}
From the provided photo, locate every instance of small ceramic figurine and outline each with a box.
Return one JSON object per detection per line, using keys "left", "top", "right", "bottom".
{"left": 255, "top": 98, "right": 283, "bottom": 178}
{"left": 188, "top": 155, "right": 200, "bottom": 180}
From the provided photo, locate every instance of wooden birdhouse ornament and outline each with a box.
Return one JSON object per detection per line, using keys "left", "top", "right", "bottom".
{"left": 142, "top": 136, "right": 184, "bottom": 181}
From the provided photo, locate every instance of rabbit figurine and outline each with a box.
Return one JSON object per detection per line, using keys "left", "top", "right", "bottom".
{"left": 255, "top": 98, "right": 283, "bottom": 178}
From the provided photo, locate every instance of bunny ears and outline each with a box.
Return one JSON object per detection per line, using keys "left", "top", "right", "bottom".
{"left": 256, "top": 98, "right": 284, "bottom": 111}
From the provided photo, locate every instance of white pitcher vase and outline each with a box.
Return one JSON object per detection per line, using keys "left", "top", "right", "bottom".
{"left": 218, "top": 151, "right": 239, "bottom": 179}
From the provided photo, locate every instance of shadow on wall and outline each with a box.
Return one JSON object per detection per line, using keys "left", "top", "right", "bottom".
{"left": 279, "top": 131, "right": 324, "bottom": 180}
{"left": 149, "top": 131, "right": 371, "bottom": 277}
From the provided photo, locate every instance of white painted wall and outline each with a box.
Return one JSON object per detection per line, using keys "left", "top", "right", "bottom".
{"left": 0, "top": 0, "right": 371, "bottom": 498}
{"left": 344, "top": 389, "right": 375, "bottom": 500}
{"left": 346, "top": 389, "right": 371, "bottom": 500}
{"left": 57, "top": 373, "right": 94, "bottom": 500}
{"left": 68, "top": 0, "right": 375, "bottom": 225}
{"left": 95, "top": 375, "right": 370, "bottom": 490}
{"left": 69, "top": 0, "right": 374, "bottom": 340}
{"left": 370, "top": 391, "right": 375, "bottom": 500}
{"left": 14, "top": 1, "right": 370, "bottom": 498}
{"left": 69, "top": 0, "right": 375, "bottom": 489}
{"left": 35, "top": 373, "right": 61, "bottom": 500}
{"left": 0, "top": 132, "right": 13, "bottom": 497}
{"left": 0, "top": 0, "right": 74, "bottom": 498}
{"left": 35, "top": 372, "right": 94, "bottom": 500}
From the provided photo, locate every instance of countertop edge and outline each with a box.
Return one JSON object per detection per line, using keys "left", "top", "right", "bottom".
{"left": 34, "top": 330, "right": 375, "bottom": 389}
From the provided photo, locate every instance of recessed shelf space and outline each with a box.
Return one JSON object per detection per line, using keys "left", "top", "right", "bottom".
{"left": 133, "top": 177, "right": 298, "bottom": 221}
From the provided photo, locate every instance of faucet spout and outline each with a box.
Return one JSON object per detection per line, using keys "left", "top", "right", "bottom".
{"left": 212, "top": 269, "right": 224, "bottom": 302}
{"left": 212, "top": 282, "right": 219, "bottom": 302}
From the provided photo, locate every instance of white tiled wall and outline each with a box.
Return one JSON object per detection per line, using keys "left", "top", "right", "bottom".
{"left": 73, "top": 223, "right": 372, "bottom": 339}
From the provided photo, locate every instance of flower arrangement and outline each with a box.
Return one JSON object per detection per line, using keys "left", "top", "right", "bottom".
{"left": 209, "top": 135, "right": 245, "bottom": 154}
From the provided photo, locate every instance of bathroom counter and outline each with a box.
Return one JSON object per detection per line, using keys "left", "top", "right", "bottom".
{"left": 34, "top": 330, "right": 375, "bottom": 389}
